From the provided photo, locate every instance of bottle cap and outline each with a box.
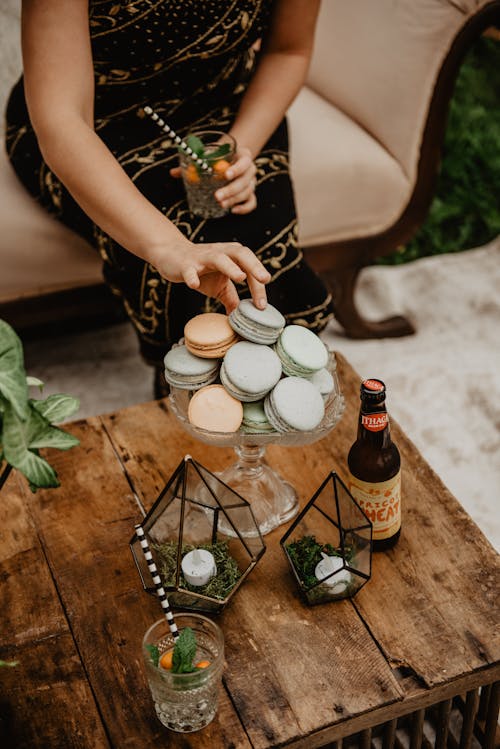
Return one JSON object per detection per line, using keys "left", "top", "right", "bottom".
{"left": 360, "top": 378, "right": 386, "bottom": 402}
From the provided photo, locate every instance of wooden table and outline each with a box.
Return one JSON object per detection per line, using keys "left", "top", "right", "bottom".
{"left": 1, "top": 354, "right": 499, "bottom": 749}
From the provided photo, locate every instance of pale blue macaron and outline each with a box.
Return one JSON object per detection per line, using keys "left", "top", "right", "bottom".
{"left": 241, "top": 400, "right": 275, "bottom": 434}
{"left": 229, "top": 299, "right": 285, "bottom": 345}
{"left": 310, "top": 367, "right": 334, "bottom": 401}
{"left": 274, "top": 325, "right": 329, "bottom": 377}
{"left": 164, "top": 344, "right": 220, "bottom": 390}
{"left": 264, "top": 376, "right": 325, "bottom": 432}
{"left": 220, "top": 341, "right": 282, "bottom": 402}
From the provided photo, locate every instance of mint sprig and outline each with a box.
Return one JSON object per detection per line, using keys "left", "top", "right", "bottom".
{"left": 172, "top": 627, "right": 197, "bottom": 674}
{"left": 146, "top": 643, "right": 159, "bottom": 668}
{"left": 204, "top": 143, "right": 231, "bottom": 162}
{"left": 185, "top": 134, "right": 204, "bottom": 157}
{"left": 178, "top": 135, "right": 231, "bottom": 172}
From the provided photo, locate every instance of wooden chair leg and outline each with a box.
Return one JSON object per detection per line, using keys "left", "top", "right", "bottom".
{"left": 323, "top": 264, "right": 416, "bottom": 339}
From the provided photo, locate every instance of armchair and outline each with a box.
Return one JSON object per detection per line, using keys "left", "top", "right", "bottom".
{"left": 1, "top": 0, "right": 499, "bottom": 337}
{"left": 288, "top": 0, "right": 500, "bottom": 337}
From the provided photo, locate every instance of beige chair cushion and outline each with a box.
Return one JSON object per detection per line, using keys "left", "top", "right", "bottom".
{"left": 0, "top": 149, "right": 102, "bottom": 303}
{"left": 289, "top": 87, "right": 410, "bottom": 247}
{"left": 306, "top": 0, "right": 489, "bottom": 182}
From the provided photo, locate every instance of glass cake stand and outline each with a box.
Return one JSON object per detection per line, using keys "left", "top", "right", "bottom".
{"left": 168, "top": 353, "right": 345, "bottom": 536}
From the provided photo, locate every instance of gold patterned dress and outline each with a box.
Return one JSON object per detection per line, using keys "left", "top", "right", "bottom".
{"left": 6, "top": 0, "right": 333, "bottom": 365}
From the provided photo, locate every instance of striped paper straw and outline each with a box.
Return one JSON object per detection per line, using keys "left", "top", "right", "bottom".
{"left": 135, "top": 524, "right": 179, "bottom": 640}
{"left": 143, "top": 105, "right": 212, "bottom": 173}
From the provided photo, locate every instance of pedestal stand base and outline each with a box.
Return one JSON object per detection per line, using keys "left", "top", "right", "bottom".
{"left": 216, "top": 445, "right": 299, "bottom": 536}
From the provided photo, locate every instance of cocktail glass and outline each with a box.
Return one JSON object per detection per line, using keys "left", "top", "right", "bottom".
{"left": 179, "top": 130, "right": 236, "bottom": 219}
{"left": 142, "top": 613, "right": 224, "bottom": 732}
{"left": 168, "top": 352, "right": 345, "bottom": 536}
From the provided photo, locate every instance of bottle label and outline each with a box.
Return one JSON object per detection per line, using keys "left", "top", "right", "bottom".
{"left": 361, "top": 412, "right": 388, "bottom": 432}
{"left": 347, "top": 471, "right": 401, "bottom": 540}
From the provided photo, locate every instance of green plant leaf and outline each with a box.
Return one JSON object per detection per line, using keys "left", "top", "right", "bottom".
{"left": 23, "top": 405, "right": 79, "bottom": 451}
{"left": 27, "top": 376, "right": 44, "bottom": 391}
{"left": 145, "top": 643, "right": 160, "bottom": 668}
{"left": 185, "top": 134, "right": 205, "bottom": 157}
{"left": 29, "top": 425, "right": 80, "bottom": 452}
{"left": 172, "top": 627, "right": 197, "bottom": 673}
{"left": 32, "top": 394, "right": 80, "bottom": 424}
{"left": 6, "top": 443, "right": 59, "bottom": 489}
{"left": 206, "top": 143, "right": 231, "bottom": 162}
{"left": 2, "top": 401, "right": 79, "bottom": 488}
{"left": 0, "top": 320, "right": 29, "bottom": 420}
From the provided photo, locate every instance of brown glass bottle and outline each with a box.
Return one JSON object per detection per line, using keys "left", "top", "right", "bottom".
{"left": 347, "top": 379, "right": 401, "bottom": 551}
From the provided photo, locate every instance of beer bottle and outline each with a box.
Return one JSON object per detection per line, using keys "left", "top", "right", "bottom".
{"left": 347, "top": 379, "right": 401, "bottom": 551}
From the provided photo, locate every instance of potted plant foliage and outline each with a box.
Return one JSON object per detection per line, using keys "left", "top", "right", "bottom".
{"left": 0, "top": 319, "right": 80, "bottom": 492}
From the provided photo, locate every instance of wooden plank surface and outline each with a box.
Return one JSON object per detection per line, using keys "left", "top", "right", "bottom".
{"left": 6, "top": 350, "right": 499, "bottom": 748}
{"left": 0, "top": 473, "right": 110, "bottom": 749}
{"left": 102, "top": 352, "right": 500, "bottom": 744}
{"left": 21, "top": 417, "right": 252, "bottom": 749}
{"left": 334, "top": 364, "right": 500, "bottom": 689}
{"left": 100, "top": 372, "right": 405, "bottom": 747}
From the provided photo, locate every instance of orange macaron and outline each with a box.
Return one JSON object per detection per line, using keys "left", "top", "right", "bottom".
{"left": 188, "top": 384, "right": 243, "bottom": 433}
{"left": 184, "top": 313, "right": 239, "bottom": 359}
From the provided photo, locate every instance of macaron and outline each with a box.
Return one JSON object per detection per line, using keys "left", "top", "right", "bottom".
{"left": 184, "top": 313, "right": 239, "bottom": 359}
{"left": 188, "top": 384, "right": 243, "bottom": 433}
{"left": 274, "top": 325, "right": 329, "bottom": 378}
{"left": 220, "top": 341, "right": 282, "bottom": 402}
{"left": 241, "top": 400, "right": 275, "bottom": 434}
{"left": 264, "top": 376, "right": 325, "bottom": 432}
{"left": 310, "top": 367, "right": 335, "bottom": 401}
{"left": 163, "top": 345, "right": 220, "bottom": 390}
{"left": 229, "top": 299, "right": 285, "bottom": 345}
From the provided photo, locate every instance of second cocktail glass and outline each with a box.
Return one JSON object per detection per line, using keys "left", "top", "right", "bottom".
{"left": 142, "top": 613, "right": 224, "bottom": 733}
{"left": 179, "top": 130, "right": 236, "bottom": 219}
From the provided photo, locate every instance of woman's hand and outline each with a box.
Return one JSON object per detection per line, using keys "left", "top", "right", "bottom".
{"left": 213, "top": 146, "right": 257, "bottom": 214}
{"left": 169, "top": 145, "right": 257, "bottom": 215}
{"left": 153, "top": 237, "right": 270, "bottom": 313}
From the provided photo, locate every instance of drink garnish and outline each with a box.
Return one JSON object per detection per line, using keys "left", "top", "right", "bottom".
{"left": 181, "top": 135, "right": 231, "bottom": 174}
{"left": 146, "top": 643, "right": 160, "bottom": 667}
{"left": 172, "top": 627, "right": 198, "bottom": 674}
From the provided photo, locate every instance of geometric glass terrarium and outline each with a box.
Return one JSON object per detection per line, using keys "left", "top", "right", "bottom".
{"left": 280, "top": 471, "right": 372, "bottom": 605}
{"left": 130, "top": 455, "right": 265, "bottom": 614}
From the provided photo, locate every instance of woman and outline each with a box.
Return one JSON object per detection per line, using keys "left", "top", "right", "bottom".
{"left": 6, "top": 0, "right": 333, "bottom": 394}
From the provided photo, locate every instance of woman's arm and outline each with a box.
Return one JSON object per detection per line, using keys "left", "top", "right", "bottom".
{"left": 21, "top": 0, "right": 270, "bottom": 310}
{"left": 215, "top": 0, "right": 321, "bottom": 213}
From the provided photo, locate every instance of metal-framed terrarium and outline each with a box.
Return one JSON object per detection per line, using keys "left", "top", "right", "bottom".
{"left": 130, "top": 455, "right": 265, "bottom": 614}
{"left": 280, "top": 471, "right": 372, "bottom": 605}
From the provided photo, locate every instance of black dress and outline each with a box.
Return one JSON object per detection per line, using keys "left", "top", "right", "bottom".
{"left": 5, "top": 0, "right": 333, "bottom": 365}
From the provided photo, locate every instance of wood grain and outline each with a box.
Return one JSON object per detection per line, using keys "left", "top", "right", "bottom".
{"left": 5, "top": 351, "right": 498, "bottom": 748}
{"left": 101, "top": 372, "right": 403, "bottom": 748}
{"left": 0, "top": 472, "right": 110, "bottom": 748}
{"left": 100, "top": 352, "right": 500, "bottom": 746}
{"left": 22, "top": 417, "right": 251, "bottom": 749}
{"left": 336, "top": 360, "right": 500, "bottom": 689}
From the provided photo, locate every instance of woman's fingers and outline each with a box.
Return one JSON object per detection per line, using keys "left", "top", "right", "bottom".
{"left": 181, "top": 242, "right": 270, "bottom": 310}
{"left": 223, "top": 243, "right": 270, "bottom": 284}
{"left": 182, "top": 265, "right": 201, "bottom": 289}
{"left": 224, "top": 152, "right": 254, "bottom": 181}
{"left": 218, "top": 244, "right": 268, "bottom": 309}
{"left": 215, "top": 153, "right": 256, "bottom": 208}
{"left": 206, "top": 252, "right": 248, "bottom": 284}
{"left": 231, "top": 192, "right": 257, "bottom": 214}
{"left": 215, "top": 279, "right": 240, "bottom": 314}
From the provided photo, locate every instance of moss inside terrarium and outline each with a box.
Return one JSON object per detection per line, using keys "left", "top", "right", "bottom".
{"left": 153, "top": 540, "right": 242, "bottom": 600}
{"left": 285, "top": 534, "right": 355, "bottom": 590}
